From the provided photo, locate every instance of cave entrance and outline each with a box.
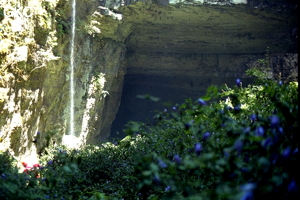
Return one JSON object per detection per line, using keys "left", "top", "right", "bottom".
{"left": 109, "top": 3, "right": 297, "bottom": 139}
{"left": 109, "top": 50, "right": 254, "bottom": 139}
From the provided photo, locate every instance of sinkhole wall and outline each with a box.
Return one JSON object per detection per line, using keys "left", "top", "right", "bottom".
{"left": 0, "top": 0, "right": 298, "bottom": 162}
{"left": 110, "top": 0, "right": 298, "bottom": 138}
{"left": 0, "top": 0, "right": 129, "bottom": 162}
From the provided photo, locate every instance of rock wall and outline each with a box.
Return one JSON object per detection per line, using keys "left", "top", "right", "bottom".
{"left": 0, "top": 0, "right": 129, "bottom": 162}
{"left": 0, "top": 0, "right": 298, "bottom": 161}
{"left": 1, "top": 0, "right": 61, "bottom": 162}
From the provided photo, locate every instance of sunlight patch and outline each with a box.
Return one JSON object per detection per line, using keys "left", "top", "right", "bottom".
{"left": 62, "top": 135, "right": 82, "bottom": 149}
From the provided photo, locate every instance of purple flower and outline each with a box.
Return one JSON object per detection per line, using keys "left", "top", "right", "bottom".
{"left": 240, "top": 167, "right": 249, "bottom": 173}
{"left": 255, "top": 126, "right": 264, "bottom": 137}
{"left": 194, "top": 143, "right": 202, "bottom": 155}
{"left": 203, "top": 132, "right": 211, "bottom": 140}
{"left": 293, "top": 148, "right": 298, "bottom": 155}
{"left": 288, "top": 180, "right": 298, "bottom": 192}
{"left": 198, "top": 98, "right": 207, "bottom": 105}
{"left": 241, "top": 183, "right": 256, "bottom": 190}
{"left": 47, "top": 160, "right": 53, "bottom": 165}
{"left": 172, "top": 106, "right": 176, "bottom": 110}
{"left": 262, "top": 137, "right": 272, "bottom": 148}
{"left": 163, "top": 108, "right": 167, "bottom": 112}
{"left": 39, "top": 166, "right": 45, "bottom": 170}
{"left": 234, "top": 106, "right": 241, "bottom": 112}
{"left": 234, "top": 140, "right": 243, "bottom": 153}
{"left": 279, "top": 81, "right": 283, "bottom": 85}
{"left": 240, "top": 183, "right": 256, "bottom": 200}
{"left": 224, "top": 152, "right": 229, "bottom": 158}
{"left": 236, "top": 78, "right": 241, "bottom": 87}
{"left": 282, "top": 147, "right": 292, "bottom": 158}
{"left": 277, "top": 127, "right": 283, "bottom": 134}
{"left": 243, "top": 127, "right": 251, "bottom": 133}
{"left": 249, "top": 114, "right": 257, "bottom": 121}
{"left": 270, "top": 115, "right": 280, "bottom": 128}
{"left": 174, "top": 155, "right": 181, "bottom": 163}
{"left": 165, "top": 185, "right": 171, "bottom": 192}
{"left": 158, "top": 159, "right": 167, "bottom": 168}
{"left": 154, "top": 175, "right": 160, "bottom": 184}
{"left": 37, "top": 131, "right": 41, "bottom": 135}
{"left": 1, "top": 173, "right": 7, "bottom": 179}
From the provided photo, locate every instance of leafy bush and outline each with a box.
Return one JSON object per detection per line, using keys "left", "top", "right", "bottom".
{"left": 0, "top": 151, "right": 46, "bottom": 199}
{"left": 0, "top": 151, "right": 16, "bottom": 174}
{"left": 0, "top": 77, "right": 298, "bottom": 199}
{"left": 120, "top": 79, "right": 298, "bottom": 200}
{"left": 0, "top": 7, "right": 4, "bottom": 21}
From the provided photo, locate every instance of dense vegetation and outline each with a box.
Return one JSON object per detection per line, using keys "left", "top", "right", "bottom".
{"left": 0, "top": 71, "right": 298, "bottom": 199}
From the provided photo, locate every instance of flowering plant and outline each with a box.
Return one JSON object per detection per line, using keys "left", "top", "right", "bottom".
{"left": 21, "top": 162, "right": 41, "bottom": 178}
{"left": 0, "top": 79, "right": 298, "bottom": 200}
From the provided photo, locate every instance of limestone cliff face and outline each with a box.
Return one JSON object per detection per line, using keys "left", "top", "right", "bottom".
{"left": 0, "top": 0, "right": 298, "bottom": 161}
{"left": 0, "top": 0, "right": 61, "bottom": 162}
{"left": 0, "top": 0, "right": 129, "bottom": 162}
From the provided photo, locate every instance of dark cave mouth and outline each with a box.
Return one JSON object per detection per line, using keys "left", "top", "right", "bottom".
{"left": 109, "top": 1, "right": 297, "bottom": 139}
{"left": 109, "top": 61, "right": 255, "bottom": 139}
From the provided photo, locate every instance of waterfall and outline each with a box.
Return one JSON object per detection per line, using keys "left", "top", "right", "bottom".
{"left": 69, "top": 0, "right": 76, "bottom": 136}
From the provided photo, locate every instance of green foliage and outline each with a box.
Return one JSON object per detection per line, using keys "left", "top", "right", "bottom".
{"left": 123, "top": 80, "right": 298, "bottom": 199}
{"left": 54, "top": 7, "right": 70, "bottom": 39}
{"left": 56, "top": 19, "right": 69, "bottom": 38}
{"left": 245, "top": 65, "right": 273, "bottom": 84}
{"left": 0, "top": 7, "right": 4, "bottom": 21}
{"left": 245, "top": 47, "right": 274, "bottom": 84}
{"left": 0, "top": 78, "right": 298, "bottom": 199}
{"left": 0, "top": 151, "right": 17, "bottom": 174}
{"left": 0, "top": 151, "right": 45, "bottom": 199}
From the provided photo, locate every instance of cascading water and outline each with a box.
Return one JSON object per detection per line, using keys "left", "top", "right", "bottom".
{"left": 69, "top": 0, "right": 76, "bottom": 136}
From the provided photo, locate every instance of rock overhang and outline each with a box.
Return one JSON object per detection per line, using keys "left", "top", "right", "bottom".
{"left": 120, "top": 1, "right": 297, "bottom": 55}
{"left": 109, "top": 0, "right": 298, "bottom": 138}
{"left": 85, "top": 0, "right": 297, "bottom": 56}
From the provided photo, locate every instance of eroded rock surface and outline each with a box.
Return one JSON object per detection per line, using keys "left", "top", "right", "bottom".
{"left": 0, "top": 0, "right": 298, "bottom": 161}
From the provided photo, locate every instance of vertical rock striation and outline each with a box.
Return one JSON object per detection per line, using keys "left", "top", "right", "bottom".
{"left": 0, "top": 0, "right": 130, "bottom": 161}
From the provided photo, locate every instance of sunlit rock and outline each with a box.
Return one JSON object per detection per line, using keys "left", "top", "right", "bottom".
{"left": 62, "top": 135, "right": 82, "bottom": 149}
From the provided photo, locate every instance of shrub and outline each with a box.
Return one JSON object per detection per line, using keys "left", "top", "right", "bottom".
{"left": 0, "top": 78, "right": 298, "bottom": 199}
{"left": 121, "top": 80, "right": 298, "bottom": 200}
{"left": 0, "top": 151, "right": 45, "bottom": 199}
